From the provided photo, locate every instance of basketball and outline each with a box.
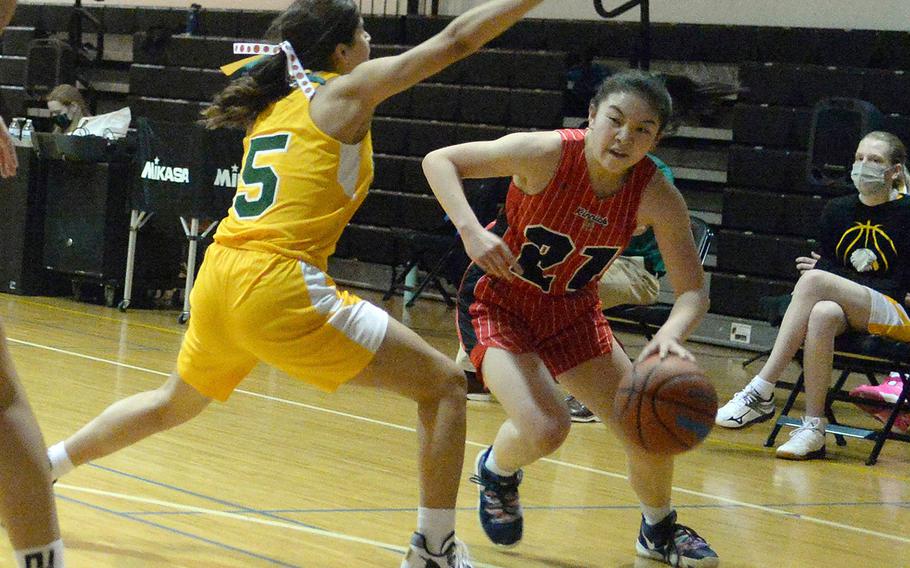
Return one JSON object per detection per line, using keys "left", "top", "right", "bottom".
{"left": 613, "top": 354, "right": 718, "bottom": 455}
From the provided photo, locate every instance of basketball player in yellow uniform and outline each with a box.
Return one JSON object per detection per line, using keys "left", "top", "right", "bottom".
{"left": 47, "top": 1, "right": 546, "bottom": 566}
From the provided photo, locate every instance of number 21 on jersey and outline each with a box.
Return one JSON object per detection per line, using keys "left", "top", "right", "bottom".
{"left": 515, "top": 225, "right": 621, "bottom": 293}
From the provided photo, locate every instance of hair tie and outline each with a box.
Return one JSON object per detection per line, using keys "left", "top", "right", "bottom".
{"left": 278, "top": 41, "right": 317, "bottom": 100}
{"left": 221, "top": 41, "right": 318, "bottom": 100}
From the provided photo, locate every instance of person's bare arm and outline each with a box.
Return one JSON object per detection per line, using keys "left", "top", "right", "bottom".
{"left": 0, "top": 0, "right": 15, "bottom": 30}
{"left": 0, "top": 118, "right": 17, "bottom": 178}
{"left": 315, "top": 0, "right": 545, "bottom": 141}
{"left": 424, "top": 131, "right": 560, "bottom": 230}
{"left": 0, "top": 1, "right": 18, "bottom": 177}
{"left": 342, "top": 0, "right": 544, "bottom": 106}
{"left": 423, "top": 131, "right": 561, "bottom": 280}
{"left": 635, "top": 175, "right": 709, "bottom": 361}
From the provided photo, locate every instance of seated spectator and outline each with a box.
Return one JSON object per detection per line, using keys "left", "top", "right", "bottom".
{"left": 716, "top": 131, "right": 910, "bottom": 460}
{"left": 46, "top": 84, "right": 90, "bottom": 134}
{"left": 849, "top": 154, "right": 910, "bottom": 427}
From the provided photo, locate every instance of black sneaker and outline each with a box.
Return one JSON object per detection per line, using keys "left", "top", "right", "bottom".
{"left": 636, "top": 511, "right": 719, "bottom": 567}
{"left": 469, "top": 446, "right": 523, "bottom": 547}
{"left": 465, "top": 371, "right": 493, "bottom": 402}
{"left": 400, "top": 531, "right": 474, "bottom": 568}
{"left": 566, "top": 395, "right": 599, "bottom": 423}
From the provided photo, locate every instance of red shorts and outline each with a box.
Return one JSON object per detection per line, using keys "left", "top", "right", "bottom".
{"left": 457, "top": 264, "right": 614, "bottom": 380}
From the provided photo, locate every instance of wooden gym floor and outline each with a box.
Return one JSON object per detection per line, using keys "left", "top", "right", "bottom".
{"left": 1, "top": 289, "right": 908, "bottom": 567}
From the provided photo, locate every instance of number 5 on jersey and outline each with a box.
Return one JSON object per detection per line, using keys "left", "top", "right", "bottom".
{"left": 233, "top": 133, "right": 291, "bottom": 219}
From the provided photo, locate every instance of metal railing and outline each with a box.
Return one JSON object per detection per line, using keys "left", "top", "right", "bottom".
{"left": 358, "top": 0, "right": 438, "bottom": 17}
{"left": 593, "top": 0, "right": 651, "bottom": 69}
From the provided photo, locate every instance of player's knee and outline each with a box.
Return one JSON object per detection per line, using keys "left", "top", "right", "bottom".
{"left": 526, "top": 414, "right": 571, "bottom": 455}
{"left": 442, "top": 365, "right": 468, "bottom": 400}
{"left": 418, "top": 361, "right": 467, "bottom": 403}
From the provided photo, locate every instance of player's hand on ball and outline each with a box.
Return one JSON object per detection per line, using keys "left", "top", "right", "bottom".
{"left": 637, "top": 334, "right": 694, "bottom": 364}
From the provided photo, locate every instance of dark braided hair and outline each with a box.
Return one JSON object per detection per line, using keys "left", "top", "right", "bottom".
{"left": 202, "top": 0, "right": 360, "bottom": 130}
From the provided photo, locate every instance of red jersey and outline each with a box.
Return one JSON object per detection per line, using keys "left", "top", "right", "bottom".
{"left": 499, "top": 128, "right": 656, "bottom": 296}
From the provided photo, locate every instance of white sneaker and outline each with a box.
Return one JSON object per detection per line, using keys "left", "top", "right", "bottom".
{"left": 401, "top": 532, "right": 474, "bottom": 568}
{"left": 776, "top": 416, "right": 827, "bottom": 460}
{"left": 715, "top": 384, "right": 775, "bottom": 428}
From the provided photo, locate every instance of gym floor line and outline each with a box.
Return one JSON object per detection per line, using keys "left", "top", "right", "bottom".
{"left": 17, "top": 330, "right": 907, "bottom": 549}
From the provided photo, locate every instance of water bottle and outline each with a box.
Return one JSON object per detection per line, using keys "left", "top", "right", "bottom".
{"left": 7, "top": 117, "right": 21, "bottom": 140}
{"left": 186, "top": 3, "right": 202, "bottom": 36}
{"left": 21, "top": 119, "right": 34, "bottom": 147}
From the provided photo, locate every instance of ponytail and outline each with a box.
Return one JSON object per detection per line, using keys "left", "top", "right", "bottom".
{"left": 200, "top": 0, "right": 360, "bottom": 131}
{"left": 201, "top": 53, "right": 291, "bottom": 130}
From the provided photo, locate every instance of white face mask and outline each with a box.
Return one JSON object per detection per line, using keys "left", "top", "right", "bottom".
{"left": 851, "top": 161, "right": 890, "bottom": 195}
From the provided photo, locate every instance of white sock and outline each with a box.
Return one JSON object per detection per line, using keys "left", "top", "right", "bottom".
{"left": 416, "top": 508, "right": 455, "bottom": 555}
{"left": 749, "top": 376, "right": 775, "bottom": 398}
{"left": 641, "top": 504, "right": 673, "bottom": 526}
{"left": 47, "top": 442, "right": 74, "bottom": 481}
{"left": 14, "top": 538, "right": 64, "bottom": 568}
{"left": 484, "top": 447, "right": 516, "bottom": 477}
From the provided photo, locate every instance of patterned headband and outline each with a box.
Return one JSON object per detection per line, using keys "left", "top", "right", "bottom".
{"left": 221, "top": 41, "right": 317, "bottom": 100}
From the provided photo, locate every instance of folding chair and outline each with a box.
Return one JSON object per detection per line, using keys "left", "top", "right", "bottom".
{"left": 383, "top": 177, "right": 509, "bottom": 308}
{"left": 764, "top": 332, "right": 910, "bottom": 465}
{"left": 384, "top": 229, "right": 460, "bottom": 308}
{"left": 603, "top": 215, "right": 713, "bottom": 340}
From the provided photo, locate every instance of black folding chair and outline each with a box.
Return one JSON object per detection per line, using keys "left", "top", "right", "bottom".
{"left": 384, "top": 177, "right": 509, "bottom": 308}
{"left": 764, "top": 333, "right": 910, "bottom": 465}
{"left": 603, "top": 215, "right": 713, "bottom": 339}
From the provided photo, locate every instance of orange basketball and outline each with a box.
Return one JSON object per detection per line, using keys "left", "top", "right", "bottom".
{"left": 613, "top": 354, "right": 717, "bottom": 455}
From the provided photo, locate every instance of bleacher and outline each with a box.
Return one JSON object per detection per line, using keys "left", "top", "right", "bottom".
{"left": 3, "top": 2, "right": 909, "bottom": 346}
{"left": 719, "top": 62, "right": 910, "bottom": 321}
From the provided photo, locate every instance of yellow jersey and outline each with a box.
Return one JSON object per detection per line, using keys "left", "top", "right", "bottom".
{"left": 214, "top": 74, "right": 374, "bottom": 271}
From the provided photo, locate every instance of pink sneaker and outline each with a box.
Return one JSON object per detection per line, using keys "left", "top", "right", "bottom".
{"left": 850, "top": 374, "right": 910, "bottom": 433}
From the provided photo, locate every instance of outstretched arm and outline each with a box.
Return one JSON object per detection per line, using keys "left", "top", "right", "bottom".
{"left": 342, "top": 0, "right": 545, "bottom": 107}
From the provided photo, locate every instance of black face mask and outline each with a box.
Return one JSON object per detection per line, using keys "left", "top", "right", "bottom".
{"left": 53, "top": 113, "right": 72, "bottom": 130}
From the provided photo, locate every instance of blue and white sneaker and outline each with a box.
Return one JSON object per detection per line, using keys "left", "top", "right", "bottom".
{"left": 636, "top": 511, "right": 719, "bottom": 567}
{"left": 469, "top": 446, "right": 523, "bottom": 547}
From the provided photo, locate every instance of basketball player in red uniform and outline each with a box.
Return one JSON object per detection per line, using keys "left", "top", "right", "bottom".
{"left": 423, "top": 70, "right": 718, "bottom": 567}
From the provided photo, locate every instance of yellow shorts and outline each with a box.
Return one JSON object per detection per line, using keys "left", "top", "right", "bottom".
{"left": 177, "top": 244, "right": 389, "bottom": 401}
{"left": 867, "top": 288, "right": 910, "bottom": 343}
